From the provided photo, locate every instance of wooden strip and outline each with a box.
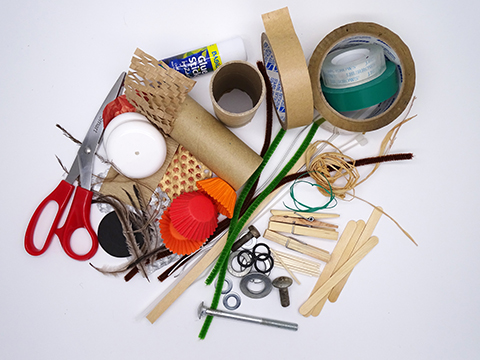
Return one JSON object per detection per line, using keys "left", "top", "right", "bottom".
{"left": 263, "top": 229, "right": 331, "bottom": 262}
{"left": 268, "top": 221, "right": 339, "bottom": 240}
{"left": 304, "top": 220, "right": 357, "bottom": 317}
{"left": 146, "top": 232, "right": 228, "bottom": 323}
{"left": 271, "top": 248, "right": 301, "bottom": 284}
{"left": 270, "top": 210, "right": 340, "bottom": 219}
{"left": 299, "top": 236, "right": 379, "bottom": 316}
{"left": 328, "top": 207, "right": 383, "bottom": 302}
{"left": 270, "top": 215, "right": 338, "bottom": 229}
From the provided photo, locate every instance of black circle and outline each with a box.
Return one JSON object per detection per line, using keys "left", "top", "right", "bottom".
{"left": 97, "top": 211, "right": 145, "bottom": 258}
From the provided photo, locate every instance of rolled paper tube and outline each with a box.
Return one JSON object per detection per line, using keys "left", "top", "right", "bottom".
{"left": 210, "top": 60, "right": 266, "bottom": 128}
{"left": 169, "top": 95, "right": 263, "bottom": 191}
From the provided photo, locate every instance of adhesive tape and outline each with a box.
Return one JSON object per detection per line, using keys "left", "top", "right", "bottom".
{"left": 309, "top": 22, "right": 416, "bottom": 132}
{"left": 321, "top": 44, "right": 386, "bottom": 89}
{"left": 261, "top": 7, "right": 313, "bottom": 130}
{"left": 321, "top": 60, "right": 398, "bottom": 112}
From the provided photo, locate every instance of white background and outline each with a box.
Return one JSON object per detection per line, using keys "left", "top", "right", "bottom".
{"left": 1, "top": 1, "right": 479, "bottom": 359}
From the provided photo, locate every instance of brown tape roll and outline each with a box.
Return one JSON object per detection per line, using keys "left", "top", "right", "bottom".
{"left": 309, "top": 22, "right": 416, "bottom": 132}
{"left": 261, "top": 7, "right": 313, "bottom": 130}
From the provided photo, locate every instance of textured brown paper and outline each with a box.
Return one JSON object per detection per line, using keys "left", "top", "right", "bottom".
{"left": 308, "top": 22, "right": 416, "bottom": 132}
{"left": 170, "top": 95, "right": 262, "bottom": 191}
{"left": 210, "top": 60, "right": 266, "bottom": 128}
{"left": 261, "top": 7, "right": 314, "bottom": 129}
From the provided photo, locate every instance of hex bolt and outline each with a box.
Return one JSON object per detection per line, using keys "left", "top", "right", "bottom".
{"left": 272, "top": 276, "right": 293, "bottom": 307}
{"left": 231, "top": 225, "right": 261, "bottom": 253}
{"left": 197, "top": 302, "right": 298, "bottom": 331}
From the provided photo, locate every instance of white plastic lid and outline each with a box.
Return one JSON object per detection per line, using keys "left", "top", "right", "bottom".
{"left": 104, "top": 116, "right": 167, "bottom": 179}
{"left": 216, "top": 37, "right": 247, "bottom": 64}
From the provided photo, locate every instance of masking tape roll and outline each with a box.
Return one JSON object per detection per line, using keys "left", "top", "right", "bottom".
{"left": 309, "top": 22, "right": 416, "bottom": 133}
{"left": 321, "top": 44, "right": 386, "bottom": 89}
{"left": 261, "top": 7, "right": 313, "bottom": 130}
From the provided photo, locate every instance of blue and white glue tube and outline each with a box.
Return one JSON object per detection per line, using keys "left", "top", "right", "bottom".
{"left": 162, "top": 37, "right": 247, "bottom": 78}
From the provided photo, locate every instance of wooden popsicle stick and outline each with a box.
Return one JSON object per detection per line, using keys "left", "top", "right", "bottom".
{"left": 328, "top": 207, "right": 383, "bottom": 302}
{"left": 263, "top": 229, "right": 331, "bottom": 262}
{"left": 309, "top": 220, "right": 363, "bottom": 317}
{"left": 303, "top": 220, "right": 357, "bottom": 317}
{"left": 327, "top": 220, "right": 365, "bottom": 302}
{"left": 268, "top": 221, "right": 339, "bottom": 240}
{"left": 299, "top": 236, "right": 379, "bottom": 316}
{"left": 270, "top": 210, "right": 340, "bottom": 219}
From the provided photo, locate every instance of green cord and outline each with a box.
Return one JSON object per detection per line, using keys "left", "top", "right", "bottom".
{"left": 284, "top": 171, "right": 337, "bottom": 212}
{"left": 199, "top": 120, "right": 322, "bottom": 339}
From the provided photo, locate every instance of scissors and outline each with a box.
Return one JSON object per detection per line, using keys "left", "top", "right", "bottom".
{"left": 24, "top": 72, "right": 126, "bottom": 261}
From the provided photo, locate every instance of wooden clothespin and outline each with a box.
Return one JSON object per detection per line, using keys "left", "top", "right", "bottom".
{"left": 263, "top": 229, "right": 331, "bottom": 262}
{"left": 268, "top": 210, "right": 339, "bottom": 240}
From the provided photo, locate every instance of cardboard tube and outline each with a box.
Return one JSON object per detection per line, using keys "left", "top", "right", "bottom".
{"left": 169, "top": 95, "right": 262, "bottom": 190}
{"left": 309, "top": 22, "right": 416, "bottom": 132}
{"left": 210, "top": 60, "right": 266, "bottom": 128}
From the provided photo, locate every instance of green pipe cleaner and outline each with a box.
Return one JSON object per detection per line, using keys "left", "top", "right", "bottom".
{"left": 199, "top": 119, "right": 322, "bottom": 339}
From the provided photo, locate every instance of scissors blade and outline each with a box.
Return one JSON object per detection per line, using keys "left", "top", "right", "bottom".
{"left": 67, "top": 72, "right": 126, "bottom": 188}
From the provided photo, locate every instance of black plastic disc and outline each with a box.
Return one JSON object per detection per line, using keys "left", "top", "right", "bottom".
{"left": 97, "top": 211, "right": 145, "bottom": 258}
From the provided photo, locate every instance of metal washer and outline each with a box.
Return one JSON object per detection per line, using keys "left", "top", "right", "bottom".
{"left": 223, "top": 292, "right": 241, "bottom": 310}
{"left": 239, "top": 272, "right": 273, "bottom": 299}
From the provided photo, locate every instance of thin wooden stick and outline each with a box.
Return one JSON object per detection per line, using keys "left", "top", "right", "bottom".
{"left": 299, "top": 236, "right": 379, "bottom": 316}
{"left": 271, "top": 248, "right": 301, "bottom": 284}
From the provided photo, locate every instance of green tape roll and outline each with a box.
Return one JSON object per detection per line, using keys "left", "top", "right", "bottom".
{"left": 321, "top": 60, "right": 399, "bottom": 112}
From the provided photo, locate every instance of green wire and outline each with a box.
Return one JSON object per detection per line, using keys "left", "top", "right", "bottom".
{"left": 199, "top": 119, "right": 322, "bottom": 339}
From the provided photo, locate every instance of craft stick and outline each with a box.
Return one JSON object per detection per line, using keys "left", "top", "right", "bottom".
{"left": 146, "top": 232, "right": 228, "bottom": 323}
{"left": 308, "top": 220, "right": 359, "bottom": 317}
{"left": 268, "top": 221, "right": 339, "bottom": 240}
{"left": 270, "top": 210, "right": 340, "bottom": 219}
{"left": 328, "top": 207, "right": 383, "bottom": 302}
{"left": 326, "top": 220, "right": 365, "bottom": 301}
{"left": 299, "top": 236, "right": 379, "bottom": 316}
{"left": 271, "top": 248, "right": 301, "bottom": 284}
{"left": 269, "top": 215, "right": 338, "bottom": 229}
{"left": 263, "top": 229, "right": 331, "bottom": 262}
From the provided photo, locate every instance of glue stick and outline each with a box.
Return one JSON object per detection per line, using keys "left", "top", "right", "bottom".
{"left": 162, "top": 37, "right": 247, "bottom": 78}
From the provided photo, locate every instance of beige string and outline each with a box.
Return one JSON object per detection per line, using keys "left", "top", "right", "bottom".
{"left": 305, "top": 110, "right": 418, "bottom": 245}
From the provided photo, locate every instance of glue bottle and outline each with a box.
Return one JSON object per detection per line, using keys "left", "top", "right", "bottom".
{"left": 162, "top": 37, "right": 247, "bottom": 78}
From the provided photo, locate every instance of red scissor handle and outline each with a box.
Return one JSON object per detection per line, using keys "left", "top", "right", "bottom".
{"left": 57, "top": 186, "right": 98, "bottom": 261}
{"left": 24, "top": 180, "right": 99, "bottom": 261}
{"left": 25, "top": 180, "right": 74, "bottom": 257}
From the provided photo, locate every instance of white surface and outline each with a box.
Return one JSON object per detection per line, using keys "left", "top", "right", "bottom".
{"left": 1, "top": 1, "right": 479, "bottom": 359}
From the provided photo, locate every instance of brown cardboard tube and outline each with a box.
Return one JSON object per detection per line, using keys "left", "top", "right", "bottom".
{"left": 210, "top": 60, "right": 266, "bottom": 128}
{"left": 169, "top": 95, "right": 262, "bottom": 190}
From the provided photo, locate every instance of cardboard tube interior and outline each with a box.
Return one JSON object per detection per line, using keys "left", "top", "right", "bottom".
{"left": 170, "top": 95, "right": 263, "bottom": 190}
{"left": 210, "top": 60, "right": 266, "bottom": 128}
{"left": 309, "top": 22, "right": 416, "bottom": 132}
